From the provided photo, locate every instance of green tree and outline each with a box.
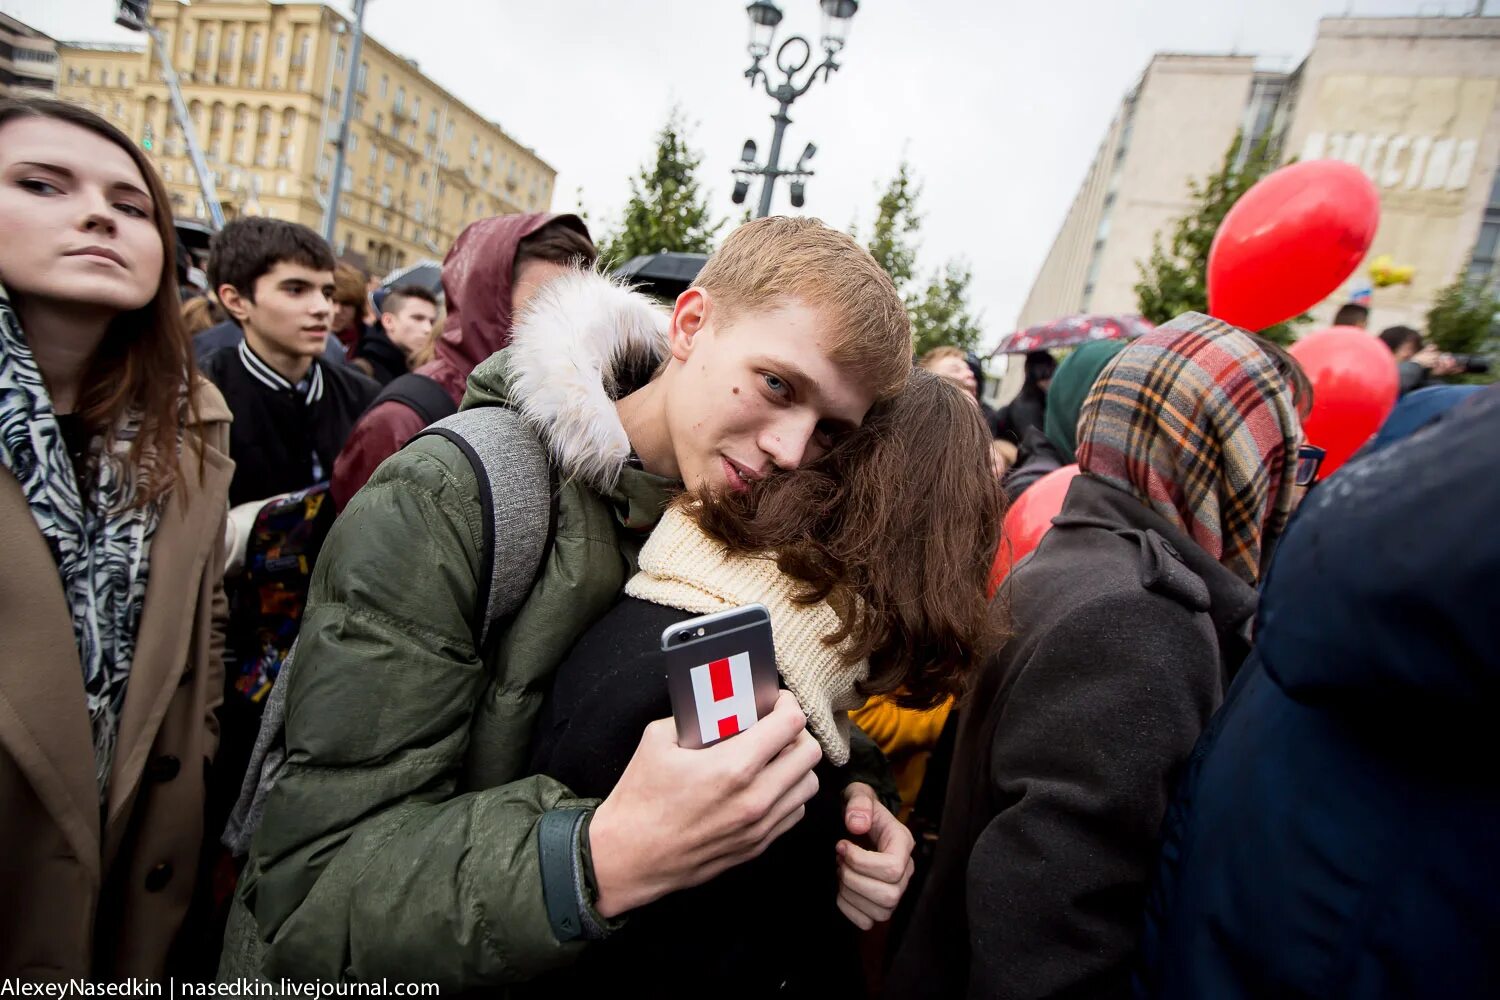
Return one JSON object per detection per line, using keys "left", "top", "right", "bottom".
{"left": 864, "top": 162, "right": 983, "bottom": 355}
{"left": 1134, "top": 133, "right": 1305, "bottom": 345}
{"left": 1425, "top": 273, "right": 1499, "bottom": 383}
{"left": 598, "top": 109, "right": 726, "bottom": 265}
{"left": 910, "top": 261, "right": 984, "bottom": 356}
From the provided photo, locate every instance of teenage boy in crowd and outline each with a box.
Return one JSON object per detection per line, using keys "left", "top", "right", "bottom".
{"left": 199, "top": 218, "right": 380, "bottom": 507}
{"left": 236, "top": 218, "right": 919, "bottom": 986}
{"left": 350, "top": 283, "right": 438, "bottom": 386}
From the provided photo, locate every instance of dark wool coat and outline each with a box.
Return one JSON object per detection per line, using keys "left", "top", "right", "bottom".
{"left": 886, "top": 474, "right": 1257, "bottom": 1000}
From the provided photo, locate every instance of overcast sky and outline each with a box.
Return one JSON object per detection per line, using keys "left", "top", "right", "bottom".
{"left": 5, "top": 0, "right": 1488, "bottom": 346}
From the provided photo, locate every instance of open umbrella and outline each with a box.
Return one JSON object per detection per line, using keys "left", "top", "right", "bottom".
{"left": 991, "top": 314, "right": 1154, "bottom": 356}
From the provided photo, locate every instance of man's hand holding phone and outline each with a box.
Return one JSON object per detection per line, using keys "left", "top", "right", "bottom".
{"left": 588, "top": 690, "right": 822, "bottom": 919}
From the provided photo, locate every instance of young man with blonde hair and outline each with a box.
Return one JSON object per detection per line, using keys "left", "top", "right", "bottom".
{"left": 233, "top": 218, "right": 917, "bottom": 986}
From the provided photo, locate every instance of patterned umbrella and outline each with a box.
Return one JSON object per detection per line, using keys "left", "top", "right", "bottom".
{"left": 991, "top": 314, "right": 1155, "bottom": 356}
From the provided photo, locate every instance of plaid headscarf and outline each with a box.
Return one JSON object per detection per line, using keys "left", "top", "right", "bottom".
{"left": 1076, "top": 313, "right": 1301, "bottom": 585}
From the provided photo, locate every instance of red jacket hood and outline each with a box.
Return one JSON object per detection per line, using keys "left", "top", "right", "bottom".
{"left": 424, "top": 212, "right": 589, "bottom": 392}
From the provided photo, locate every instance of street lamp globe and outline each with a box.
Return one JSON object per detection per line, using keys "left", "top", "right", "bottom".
{"left": 746, "top": 1, "right": 784, "bottom": 60}
{"left": 818, "top": 0, "right": 858, "bottom": 54}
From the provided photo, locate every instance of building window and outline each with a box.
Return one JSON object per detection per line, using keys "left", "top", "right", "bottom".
{"left": 469, "top": 136, "right": 478, "bottom": 159}
{"left": 374, "top": 111, "right": 383, "bottom": 131}
{"left": 445, "top": 120, "right": 454, "bottom": 141}
{"left": 368, "top": 145, "right": 377, "bottom": 165}
{"left": 379, "top": 74, "right": 388, "bottom": 99}
{"left": 117, "top": 70, "right": 127, "bottom": 87}
{"left": 385, "top": 153, "right": 395, "bottom": 174}
{"left": 258, "top": 107, "right": 272, "bottom": 134}
{"left": 1469, "top": 167, "right": 1500, "bottom": 287}
{"left": 274, "top": 33, "right": 285, "bottom": 58}
{"left": 427, "top": 109, "right": 439, "bottom": 135}
{"left": 182, "top": 30, "right": 193, "bottom": 53}
{"left": 394, "top": 86, "right": 405, "bottom": 115}
{"left": 330, "top": 86, "right": 341, "bottom": 111}
{"left": 249, "top": 32, "right": 262, "bottom": 63}
{"left": 343, "top": 165, "right": 354, "bottom": 189}
{"left": 348, "top": 133, "right": 358, "bottom": 154}
{"left": 418, "top": 170, "right": 428, "bottom": 189}
{"left": 334, "top": 43, "right": 345, "bottom": 72}
{"left": 357, "top": 61, "right": 368, "bottom": 94}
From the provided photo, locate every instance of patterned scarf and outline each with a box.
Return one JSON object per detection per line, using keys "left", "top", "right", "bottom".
{"left": 1076, "top": 312, "right": 1300, "bottom": 585}
{"left": 0, "top": 285, "right": 163, "bottom": 801}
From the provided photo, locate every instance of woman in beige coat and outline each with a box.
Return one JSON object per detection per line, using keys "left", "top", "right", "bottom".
{"left": 0, "top": 98, "right": 231, "bottom": 979}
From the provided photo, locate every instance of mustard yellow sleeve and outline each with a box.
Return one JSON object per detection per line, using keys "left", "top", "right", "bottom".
{"left": 850, "top": 695, "right": 954, "bottom": 762}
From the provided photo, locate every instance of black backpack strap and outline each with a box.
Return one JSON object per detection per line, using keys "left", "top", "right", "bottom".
{"left": 412, "top": 407, "right": 556, "bottom": 649}
{"left": 373, "top": 372, "right": 458, "bottom": 428}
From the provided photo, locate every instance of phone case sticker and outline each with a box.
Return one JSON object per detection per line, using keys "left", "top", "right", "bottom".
{"left": 689, "top": 652, "right": 759, "bottom": 744}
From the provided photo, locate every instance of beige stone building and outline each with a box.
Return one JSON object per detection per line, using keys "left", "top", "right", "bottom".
{"left": 0, "top": 11, "right": 60, "bottom": 98}
{"left": 54, "top": 0, "right": 557, "bottom": 275}
{"left": 1019, "top": 14, "right": 1500, "bottom": 335}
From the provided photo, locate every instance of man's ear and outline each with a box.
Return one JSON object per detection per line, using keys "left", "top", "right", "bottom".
{"left": 380, "top": 311, "right": 397, "bottom": 335}
{"left": 217, "top": 283, "right": 252, "bottom": 324}
{"left": 668, "top": 288, "right": 711, "bottom": 364}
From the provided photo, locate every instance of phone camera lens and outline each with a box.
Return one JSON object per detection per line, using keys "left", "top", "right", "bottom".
{"left": 678, "top": 631, "right": 692, "bottom": 642}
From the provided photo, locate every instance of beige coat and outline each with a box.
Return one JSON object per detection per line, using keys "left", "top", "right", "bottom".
{"left": 0, "top": 383, "right": 232, "bottom": 980}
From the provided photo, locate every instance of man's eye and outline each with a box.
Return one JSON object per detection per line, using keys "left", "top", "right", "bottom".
{"left": 18, "top": 178, "right": 61, "bottom": 195}
{"left": 763, "top": 373, "right": 789, "bottom": 397}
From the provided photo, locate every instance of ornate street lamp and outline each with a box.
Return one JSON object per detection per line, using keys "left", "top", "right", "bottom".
{"left": 730, "top": 1, "right": 858, "bottom": 218}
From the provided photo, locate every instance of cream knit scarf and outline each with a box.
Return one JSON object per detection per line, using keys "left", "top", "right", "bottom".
{"left": 625, "top": 505, "right": 868, "bottom": 765}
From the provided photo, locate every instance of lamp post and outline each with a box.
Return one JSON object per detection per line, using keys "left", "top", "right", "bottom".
{"left": 324, "top": 0, "right": 367, "bottom": 244}
{"left": 731, "top": 1, "right": 858, "bottom": 218}
{"left": 114, "top": 0, "right": 224, "bottom": 228}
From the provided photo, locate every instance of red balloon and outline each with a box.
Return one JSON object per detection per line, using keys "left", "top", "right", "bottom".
{"left": 1208, "top": 160, "right": 1380, "bottom": 332}
{"left": 1288, "top": 326, "right": 1399, "bottom": 479}
{"left": 990, "top": 464, "right": 1081, "bottom": 593}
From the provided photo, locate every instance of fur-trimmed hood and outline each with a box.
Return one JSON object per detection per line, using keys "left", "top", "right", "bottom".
{"left": 460, "top": 268, "right": 671, "bottom": 490}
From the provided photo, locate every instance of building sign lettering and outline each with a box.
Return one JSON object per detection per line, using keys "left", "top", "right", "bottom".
{"left": 1300, "top": 131, "right": 1479, "bottom": 192}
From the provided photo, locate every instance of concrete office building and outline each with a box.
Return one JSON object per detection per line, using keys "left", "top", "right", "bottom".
{"left": 54, "top": 0, "right": 557, "bottom": 275}
{"left": 1018, "top": 14, "right": 1500, "bottom": 334}
{"left": 0, "top": 12, "right": 60, "bottom": 98}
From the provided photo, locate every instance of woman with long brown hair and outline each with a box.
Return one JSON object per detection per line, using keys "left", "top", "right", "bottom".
{"left": 526, "top": 368, "right": 1005, "bottom": 997}
{"left": 0, "top": 98, "right": 233, "bottom": 978}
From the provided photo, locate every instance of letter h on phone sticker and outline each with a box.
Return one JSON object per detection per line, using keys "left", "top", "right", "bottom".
{"left": 689, "top": 652, "right": 759, "bottom": 744}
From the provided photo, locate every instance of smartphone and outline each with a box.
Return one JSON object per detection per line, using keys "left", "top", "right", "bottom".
{"left": 662, "top": 604, "right": 779, "bottom": 750}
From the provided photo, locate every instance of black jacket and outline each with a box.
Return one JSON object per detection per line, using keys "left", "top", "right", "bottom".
{"left": 1136, "top": 386, "right": 1500, "bottom": 1000}
{"left": 353, "top": 326, "right": 408, "bottom": 387}
{"left": 1001, "top": 425, "right": 1067, "bottom": 500}
{"left": 200, "top": 340, "right": 379, "bottom": 507}
{"left": 886, "top": 474, "right": 1257, "bottom": 1000}
{"left": 527, "top": 597, "right": 862, "bottom": 999}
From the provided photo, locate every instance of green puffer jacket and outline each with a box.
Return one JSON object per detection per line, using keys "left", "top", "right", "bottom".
{"left": 240, "top": 272, "right": 677, "bottom": 989}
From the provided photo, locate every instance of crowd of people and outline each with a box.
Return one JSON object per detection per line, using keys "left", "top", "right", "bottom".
{"left": 1, "top": 94, "right": 1495, "bottom": 998}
